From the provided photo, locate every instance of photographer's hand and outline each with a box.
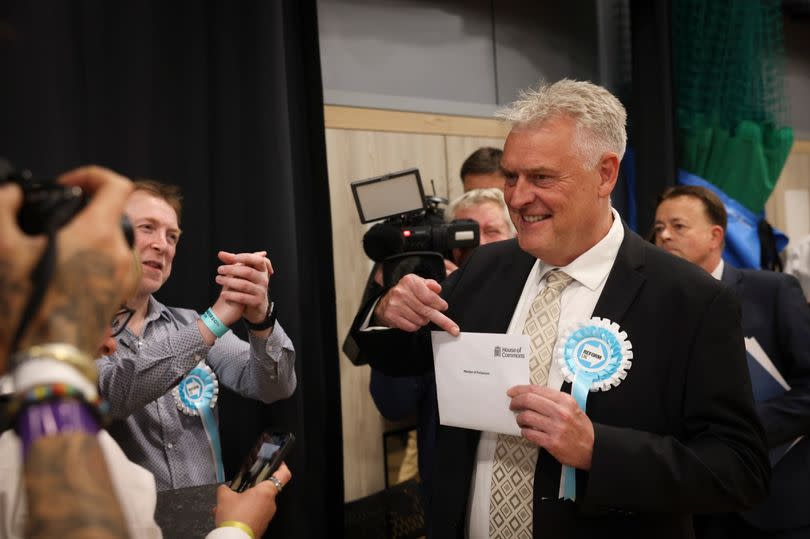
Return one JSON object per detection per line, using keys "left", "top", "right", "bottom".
{"left": 0, "top": 165, "right": 136, "bottom": 368}
{"left": 373, "top": 274, "right": 460, "bottom": 335}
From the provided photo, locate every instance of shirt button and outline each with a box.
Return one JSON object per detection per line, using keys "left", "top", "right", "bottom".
{"left": 167, "top": 443, "right": 173, "bottom": 449}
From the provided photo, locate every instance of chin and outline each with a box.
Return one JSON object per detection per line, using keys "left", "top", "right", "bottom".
{"left": 139, "top": 279, "right": 162, "bottom": 296}
{"left": 517, "top": 238, "right": 548, "bottom": 259}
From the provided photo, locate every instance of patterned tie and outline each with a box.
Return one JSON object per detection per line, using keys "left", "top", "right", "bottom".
{"left": 489, "top": 270, "right": 574, "bottom": 539}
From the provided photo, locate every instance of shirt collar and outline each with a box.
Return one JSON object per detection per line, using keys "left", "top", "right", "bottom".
{"left": 710, "top": 259, "right": 724, "bottom": 280}
{"left": 115, "top": 296, "right": 171, "bottom": 350}
{"left": 145, "top": 295, "right": 172, "bottom": 324}
{"left": 536, "top": 208, "right": 625, "bottom": 291}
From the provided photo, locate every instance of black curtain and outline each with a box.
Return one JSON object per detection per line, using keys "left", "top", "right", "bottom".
{"left": 0, "top": 1, "right": 343, "bottom": 537}
{"left": 629, "top": 0, "right": 677, "bottom": 235}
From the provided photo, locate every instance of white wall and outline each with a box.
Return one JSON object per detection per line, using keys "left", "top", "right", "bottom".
{"left": 317, "top": 0, "right": 615, "bottom": 116}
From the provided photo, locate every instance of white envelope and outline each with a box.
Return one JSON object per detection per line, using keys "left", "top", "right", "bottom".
{"left": 431, "top": 331, "right": 530, "bottom": 435}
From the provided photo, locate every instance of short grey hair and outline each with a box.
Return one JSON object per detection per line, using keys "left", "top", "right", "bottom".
{"left": 496, "top": 79, "right": 627, "bottom": 167}
{"left": 447, "top": 188, "right": 516, "bottom": 235}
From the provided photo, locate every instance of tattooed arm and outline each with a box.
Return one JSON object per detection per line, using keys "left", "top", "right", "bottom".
{"left": 24, "top": 434, "right": 130, "bottom": 539}
{"left": 1, "top": 166, "right": 137, "bottom": 538}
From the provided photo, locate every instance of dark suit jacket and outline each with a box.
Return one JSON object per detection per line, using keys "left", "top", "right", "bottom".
{"left": 369, "top": 369, "right": 438, "bottom": 510}
{"left": 351, "top": 227, "right": 770, "bottom": 539}
{"left": 720, "top": 265, "right": 810, "bottom": 531}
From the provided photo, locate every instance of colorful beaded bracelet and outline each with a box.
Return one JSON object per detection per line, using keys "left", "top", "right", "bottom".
{"left": 3, "top": 382, "right": 110, "bottom": 428}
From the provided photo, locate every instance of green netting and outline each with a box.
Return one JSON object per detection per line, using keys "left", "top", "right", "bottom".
{"left": 672, "top": 0, "right": 794, "bottom": 211}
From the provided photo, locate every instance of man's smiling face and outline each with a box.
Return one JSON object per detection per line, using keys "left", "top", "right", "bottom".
{"left": 125, "top": 190, "right": 181, "bottom": 298}
{"left": 501, "top": 115, "right": 610, "bottom": 266}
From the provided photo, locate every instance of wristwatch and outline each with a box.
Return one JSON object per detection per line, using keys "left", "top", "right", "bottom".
{"left": 243, "top": 301, "right": 277, "bottom": 332}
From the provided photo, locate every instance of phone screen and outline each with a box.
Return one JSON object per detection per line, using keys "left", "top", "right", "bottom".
{"left": 230, "top": 431, "right": 294, "bottom": 492}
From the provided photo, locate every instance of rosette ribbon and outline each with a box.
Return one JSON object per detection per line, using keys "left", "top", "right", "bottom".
{"left": 172, "top": 361, "right": 224, "bottom": 482}
{"left": 555, "top": 317, "right": 632, "bottom": 500}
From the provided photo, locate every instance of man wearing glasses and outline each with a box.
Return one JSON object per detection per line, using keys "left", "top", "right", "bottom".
{"left": 653, "top": 185, "right": 810, "bottom": 538}
{"left": 97, "top": 180, "right": 296, "bottom": 491}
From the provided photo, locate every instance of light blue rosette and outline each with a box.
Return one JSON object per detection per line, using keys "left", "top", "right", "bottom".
{"left": 555, "top": 317, "right": 633, "bottom": 500}
{"left": 172, "top": 361, "right": 224, "bottom": 482}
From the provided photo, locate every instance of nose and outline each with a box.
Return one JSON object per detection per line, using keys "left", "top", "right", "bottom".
{"left": 656, "top": 225, "right": 671, "bottom": 243}
{"left": 506, "top": 176, "right": 533, "bottom": 209}
{"left": 150, "top": 232, "right": 168, "bottom": 252}
{"left": 98, "top": 333, "right": 117, "bottom": 356}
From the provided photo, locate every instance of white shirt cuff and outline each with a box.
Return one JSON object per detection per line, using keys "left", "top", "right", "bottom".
{"left": 359, "top": 298, "right": 393, "bottom": 331}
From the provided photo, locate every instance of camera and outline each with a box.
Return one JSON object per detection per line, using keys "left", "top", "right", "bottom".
{"left": 351, "top": 168, "right": 479, "bottom": 286}
{"left": 0, "top": 158, "right": 133, "bottom": 245}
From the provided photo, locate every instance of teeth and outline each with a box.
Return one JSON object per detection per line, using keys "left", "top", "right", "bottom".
{"left": 523, "top": 215, "right": 549, "bottom": 223}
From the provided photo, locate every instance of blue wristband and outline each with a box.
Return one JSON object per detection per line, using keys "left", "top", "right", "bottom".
{"left": 200, "top": 308, "right": 229, "bottom": 338}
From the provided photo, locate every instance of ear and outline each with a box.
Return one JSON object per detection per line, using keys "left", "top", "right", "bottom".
{"left": 710, "top": 225, "right": 725, "bottom": 249}
{"left": 596, "top": 152, "right": 620, "bottom": 198}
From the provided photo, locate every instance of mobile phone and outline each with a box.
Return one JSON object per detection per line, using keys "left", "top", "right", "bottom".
{"left": 229, "top": 431, "right": 295, "bottom": 493}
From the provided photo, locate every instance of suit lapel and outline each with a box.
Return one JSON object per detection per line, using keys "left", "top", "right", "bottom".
{"left": 592, "top": 226, "right": 647, "bottom": 323}
{"left": 490, "top": 243, "right": 537, "bottom": 331}
{"left": 455, "top": 239, "right": 536, "bottom": 333}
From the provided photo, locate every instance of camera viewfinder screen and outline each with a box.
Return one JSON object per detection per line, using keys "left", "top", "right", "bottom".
{"left": 352, "top": 170, "right": 425, "bottom": 223}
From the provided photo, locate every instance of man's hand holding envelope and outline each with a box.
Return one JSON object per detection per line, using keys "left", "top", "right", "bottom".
{"left": 373, "top": 273, "right": 595, "bottom": 471}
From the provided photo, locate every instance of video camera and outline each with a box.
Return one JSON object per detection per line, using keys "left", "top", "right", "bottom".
{"left": 0, "top": 158, "right": 133, "bottom": 244}
{"left": 351, "top": 168, "right": 479, "bottom": 287}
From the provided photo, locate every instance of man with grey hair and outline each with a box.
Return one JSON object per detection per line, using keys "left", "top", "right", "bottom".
{"left": 350, "top": 79, "right": 769, "bottom": 538}
{"left": 447, "top": 188, "right": 515, "bottom": 265}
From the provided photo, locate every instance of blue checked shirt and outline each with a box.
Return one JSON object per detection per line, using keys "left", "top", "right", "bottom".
{"left": 97, "top": 296, "right": 296, "bottom": 491}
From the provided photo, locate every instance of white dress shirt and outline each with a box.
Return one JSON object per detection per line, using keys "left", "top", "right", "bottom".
{"left": 710, "top": 259, "right": 724, "bottom": 281}
{"left": 466, "top": 209, "right": 624, "bottom": 538}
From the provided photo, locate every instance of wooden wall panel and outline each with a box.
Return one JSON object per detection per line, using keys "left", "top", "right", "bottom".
{"left": 444, "top": 135, "right": 506, "bottom": 203}
{"left": 325, "top": 128, "right": 446, "bottom": 502}
{"left": 324, "top": 107, "right": 509, "bottom": 502}
{"left": 325, "top": 105, "right": 511, "bottom": 138}
{"left": 766, "top": 141, "right": 810, "bottom": 246}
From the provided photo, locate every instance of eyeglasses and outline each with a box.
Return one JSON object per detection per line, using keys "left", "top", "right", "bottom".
{"left": 111, "top": 306, "right": 135, "bottom": 337}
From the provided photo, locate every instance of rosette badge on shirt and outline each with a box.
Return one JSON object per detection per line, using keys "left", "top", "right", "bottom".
{"left": 555, "top": 317, "right": 633, "bottom": 500}
{"left": 172, "top": 360, "right": 225, "bottom": 482}
{"left": 173, "top": 362, "right": 220, "bottom": 415}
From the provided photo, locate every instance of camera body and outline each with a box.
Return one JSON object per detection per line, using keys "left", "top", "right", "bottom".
{"left": 0, "top": 158, "right": 133, "bottom": 244}
{"left": 352, "top": 168, "right": 479, "bottom": 286}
